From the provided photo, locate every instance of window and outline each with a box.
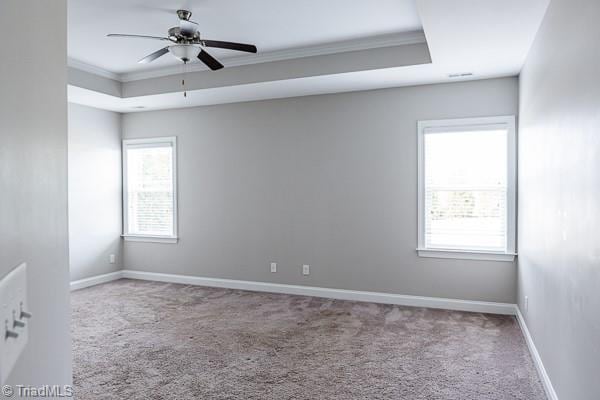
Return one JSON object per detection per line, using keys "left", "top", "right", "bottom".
{"left": 417, "top": 116, "right": 516, "bottom": 261}
{"left": 122, "top": 137, "right": 177, "bottom": 243}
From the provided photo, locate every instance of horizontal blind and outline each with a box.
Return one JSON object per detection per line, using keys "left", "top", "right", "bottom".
{"left": 126, "top": 144, "right": 174, "bottom": 236}
{"left": 424, "top": 129, "right": 508, "bottom": 251}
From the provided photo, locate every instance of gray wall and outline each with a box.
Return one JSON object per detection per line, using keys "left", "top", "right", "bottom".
{"left": 517, "top": 0, "right": 600, "bottom": 398}
{"left": 0, "top": 0, "right": 72, "bottom": 386}
{"left": 68, "top": 103, "right": 123, "bottom": 281}
{"left": 123, "top": 77, "right": 518, "bottom": 303}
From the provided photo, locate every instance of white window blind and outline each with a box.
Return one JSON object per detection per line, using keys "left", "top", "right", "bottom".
{"left": 418, "top": 117, "right": 516, "bottom": 260}
{"left": 123, "top": 137, "right": 177, "bottom": 240}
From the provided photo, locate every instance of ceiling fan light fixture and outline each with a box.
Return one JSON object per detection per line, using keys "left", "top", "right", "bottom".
{"left": 168, "top": 45, "right": 201, "bottom": 62}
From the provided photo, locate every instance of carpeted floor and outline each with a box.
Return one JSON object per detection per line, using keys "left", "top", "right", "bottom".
{"left": 71, "top": 279, "right": 546, "bottom": 400}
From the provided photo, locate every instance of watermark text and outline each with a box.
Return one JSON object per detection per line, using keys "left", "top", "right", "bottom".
{"left": 2, "top": 385, "right": 73, "bottom": 398}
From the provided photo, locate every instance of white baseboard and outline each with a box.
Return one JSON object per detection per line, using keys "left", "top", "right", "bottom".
{"left": 515, "top": 308, "right": 559, "bottom": 400}
{"left": 120, "top": 269, "right": 516, "bottom": 315}
{"left": 70, "top": 271, "right": 124, "bottom": 291}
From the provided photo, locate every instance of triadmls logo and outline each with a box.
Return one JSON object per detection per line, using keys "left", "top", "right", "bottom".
{"left": 2, "top": 384, "right": 74, "bottom": 398}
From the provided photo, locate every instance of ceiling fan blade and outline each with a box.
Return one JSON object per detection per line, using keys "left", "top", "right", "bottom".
{"left": 107, "top": 34, "right": 171, "bottom": 41}
{"left": 138, "top": 47, "right": 170, "bottom": 64}
{"left": 201, "top": 40, "right": 257, "bottom": 53}
{"left": 179, "top": 20, "right": 199, "bottom": 38}
{"left": 197, "top": 49, "right": 224, "bottom": 70}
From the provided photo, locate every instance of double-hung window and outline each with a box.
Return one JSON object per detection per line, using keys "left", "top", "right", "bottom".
{"left": 417, "top": 116, "right": 516, "bottom": 261}
{"left": 122, "top": 137, "right": 178, "bottom": 243}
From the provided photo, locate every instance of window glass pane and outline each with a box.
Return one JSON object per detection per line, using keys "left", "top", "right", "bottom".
{"left": 424, "top": 129, "right": 507, "bottom": 251}
{"left": 126, "top": 144, "right": 174, "bottom": 236}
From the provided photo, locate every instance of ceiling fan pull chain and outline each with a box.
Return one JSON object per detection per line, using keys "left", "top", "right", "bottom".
{"left": 182, "top": 60, "right": 187, "bottom": 98}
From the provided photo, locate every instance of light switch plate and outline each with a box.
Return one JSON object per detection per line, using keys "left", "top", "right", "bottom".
{"left": 0, "top": 263, "right": 29, "bottom": 384}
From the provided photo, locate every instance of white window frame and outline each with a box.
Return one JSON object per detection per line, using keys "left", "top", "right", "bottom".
{"left": 122, "top": 136, "right": 178, "bottom": 244}
{"left": 417, "top": 116, "right": 516, "bottom": 262}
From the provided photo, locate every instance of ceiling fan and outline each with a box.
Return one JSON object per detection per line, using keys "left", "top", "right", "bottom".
{"left": 107, "top": 9, "right": 257, "bottom": 70}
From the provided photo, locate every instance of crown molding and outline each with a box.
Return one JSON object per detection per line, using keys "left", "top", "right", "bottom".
{"left": 119, "top": 31, "right": 427, "bottom": 82}
{"left": 68, "top": 58, "right": 121, "bottom": 81}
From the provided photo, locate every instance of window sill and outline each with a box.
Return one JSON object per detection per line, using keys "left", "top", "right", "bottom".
{"left": 416, "top": 248, "right": 516, "bottom": 262}
{"left": 122, "top": 235, "right": 178, "bottom": 244}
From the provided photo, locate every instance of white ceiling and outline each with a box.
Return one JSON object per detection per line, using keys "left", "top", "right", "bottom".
{"left": 417, "top": 0, "right": 551, "bottom": 76}
{"left": 68, "top": 0, "right": 423, "bottom": 74}
{"left": 68, "top": 0, "right": 551, "bottom": 112}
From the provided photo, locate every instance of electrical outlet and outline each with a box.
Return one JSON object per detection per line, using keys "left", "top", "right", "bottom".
{"left": 270, "top": 262, "right": 277, "bottom": 273}
{"left": 302, "top": 264, "right": 310, "bottom": 276}
{"left": 525, "top": 296, "right": 529, "bottom": 311}
{"left": 109, "top": 254, "right": 116, "bottom": 264}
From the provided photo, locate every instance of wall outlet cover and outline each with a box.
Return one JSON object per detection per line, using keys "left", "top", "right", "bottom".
{"left": 302, "top": 265, "right": 310, "bottom": 276}
{"left": 270, "top": 262, "right": 277, "bottom": 273}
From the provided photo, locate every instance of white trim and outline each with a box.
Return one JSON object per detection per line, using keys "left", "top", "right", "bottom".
{"left": 417, "top": 115, "right": 517, "bottom": 259}
{"left": 515, "top": 308, "right": 559, "bottom": 400}
{"left": 122, "top": 235, "right": 178, "bottom": 244}
{"left": 120, "top": 270, "right": 516, "bottom": 315}
{"left": 70, "top": 271, "right": 124, "bottom": 291}
{"left": 506, "top": 116, "right": 517, "bottom": 255}
{"left": 417, "top": 248, "right": 516, "bottom": 262}
{"left": 122, "top": 136, "right": 178, "bottom": 239}
{"left": 67, "top": 57, "right": 121, "bottom": 81}
{"left": 423, "top": 122, "right": 510, "bottom": 135}
{"left": 119, "top": 31, "right": 426, "bottom": 82}
{"left": 122, "top": 137, "right": 178, "bottom": 146}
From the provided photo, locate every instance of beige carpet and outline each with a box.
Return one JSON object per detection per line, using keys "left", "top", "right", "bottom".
{"left": 71, "top": 279, "right": 546, "bottom": 399}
